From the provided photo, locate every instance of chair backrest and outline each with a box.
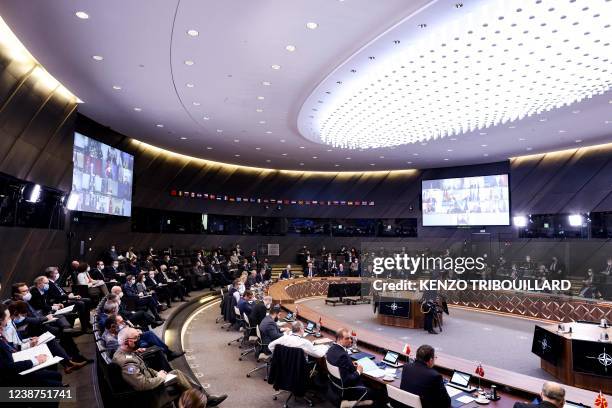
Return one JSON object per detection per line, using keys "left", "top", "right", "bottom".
{"left": 386, "top": 384, "right": 422, "bottom": 408}
{"left": 243, "top": 313, "right": 251, "bottom": 326}
{"left": 234, "top": 305, "right": 241, "bottom": 317}
{"left": 325, "top": 360, "right": 341, "bottom": 381}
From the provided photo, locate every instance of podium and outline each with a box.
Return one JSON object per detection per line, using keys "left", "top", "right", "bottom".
{"left": 374, "top": 291, "right": 425, "bottom": 329}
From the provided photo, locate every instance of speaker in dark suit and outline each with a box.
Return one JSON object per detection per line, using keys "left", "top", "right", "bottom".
{"left": 400, "top": 345, "right": 450, "bottom": 408}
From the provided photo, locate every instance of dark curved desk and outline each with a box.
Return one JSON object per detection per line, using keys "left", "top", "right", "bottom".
{"left": 269, "top": 277, "right": 609, "bottom": 406}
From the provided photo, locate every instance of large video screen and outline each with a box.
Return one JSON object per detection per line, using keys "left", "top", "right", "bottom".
{"left": 531, "top": 325, "right": 562, "bottom": 365}
{"left": 422, "top": 174, "right": 509, "bottom": 226}
{"left": 71, "top": 132, "right": 133, "bottom": 216}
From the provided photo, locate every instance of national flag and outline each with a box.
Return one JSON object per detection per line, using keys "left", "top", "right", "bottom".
{"left": 475, "top": 363, "right": 485, "bottom": 377}
{"left": 351, "top": 330, "right": 357, "bottom": 338}
{"left": 595, "top": 391, "right": 608, "bottom": 408}
{"left": 402, "top": 344, "right": 411, "bottom": 355}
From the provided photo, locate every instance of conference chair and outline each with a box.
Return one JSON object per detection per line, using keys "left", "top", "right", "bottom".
{"left": 325, "top": 360, "right": 373, "bottom": 408}
{"left": 215, "top": 288, "right": 227, "bottom": 325}
{"left": 269, "top": 345, "right": 313, "bottom": 407}
{"left": 386, "top": 384, "right": 422, "bottom": 408}
{"left": 227, "top": 305, "right": 245, "bottom": 345}
{"left": 246, "top": 324, "right": 271, "bottom": 380}
{"left": 239, "top": 313, "right": 259, "bottom": 360}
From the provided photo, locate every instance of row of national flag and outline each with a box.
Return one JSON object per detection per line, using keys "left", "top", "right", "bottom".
{"left": 170, "top": 189, "right": 375, "bottom": 206}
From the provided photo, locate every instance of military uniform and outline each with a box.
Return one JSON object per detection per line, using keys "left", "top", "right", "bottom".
{"left": 113, "top": 348, "right": 191, "bottom": 392}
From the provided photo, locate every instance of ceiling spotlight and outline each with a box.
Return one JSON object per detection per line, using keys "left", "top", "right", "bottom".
{"left": 575, "top": 139, "right": 582, "bottom": 143}
{"left": 572, "top": 110, "right": 580, "bottom": 114}
{"left": 345, "top": 157, "right": 351, "bottom": 160}
{"left": 271, "top": 64, "right": 281, "bottom": 70}
{"left": 327, "top": 149, "right": 333, "bottom": 152}
{"left": 447, "top": 149, "right": 453, "bottom": 152}
{"left": 379, "top": 155, "right": 385, "bottom": 159}
{"left": 112, "top": 85, "right": 122, "bottom": 90}
{"left": 299, "top": 146, "right": 305, "bottom": 149}
{"left": 481, "top": 144, "right": 488, "bottom": 147}
{"left": 282, "top": 153, "right": 288, "bottom": 156}
{"left": 526, "top": 147, "right": 532, "bottom": 151}
{"left": 216, "top": 129, "right": 223, "bottom": 133}
{"left": 187, "top": 29, "right": 199, "bottom": 37}
{"left": 256, "top": 108, "right": 264, "bottom": 113}
{"left": 234, "top": 139, "right": 239, "bottom": 143}
{"left": 312, "top": 156, "right": 318, "bottom": 159}
{"left": 262, "top": 81, "right": 271, "bottom": 86}
{"left": 265, "top": 131, "right": 273, "bottom": 135}
{"left": 518, "top": 138, "right": 526, "bottom": 141}
{"left": 513, "top": 215, "right": 528, "bottom": 228}
{"left": 133, "top": 107, "right": 142, "bottom": 111}
{"left": 280, "top": 139, "right": 286, "bottom": 143}
{"left": 306, "top": 22, "right": 319, "bottom": 30}
{"left": 75, "top": 11, "right": 89, "bottom": 19}
{"left": 334, "top": 164, "right": 340, "bottom": 167}
{"left": 180, "top": 137, "right": 187, "bottom": 140}
{"left": 257, "top": 96, "right": 265, "bottom": 100}
{"left": 235, "top": 154, "right": 240, "bottom": 157}
{"left": 184, "top": 60, "right": 195, "bottom": 66}
{"left": 156, "top": 124, "right": 164, "bottom": 128}
{"left": 259, "top": 120, "right": 266, "bottom": 124}
{"left": 192, "top": 102, "right": 201, "bottom": 106}
{"left": 255, "top": 147, "right": 261, "bottom": 150}
{"left": 203, "top": 116, "right": 210, "bottom": 120}
{"left": 483, "top": 153, "right": 489, "bottom": 157}
{"left": 444, "top": 158, "right": 449, "bottom": 161}
{"left": 186, "top": 83, "right": 195, "bottom": 88}
{"left": 299, "top": 163, "right": 305, "bottom": 166}
{"left": 266, "top": 159, "right": 271, "bottom": 163}
{"left": 370, "top": 163, "right": 375, "bottom": 166}
{"left": 558, "top": 129, "right": 566, "bottom": 133}
{"left": 92, "top": 55, "right": 103, "bottom": 61}
{"left": 206, "top": 146, "right": 213, "bottom": 150}
{"left": 285, "top": 45, "right": 296, "bottom": 52}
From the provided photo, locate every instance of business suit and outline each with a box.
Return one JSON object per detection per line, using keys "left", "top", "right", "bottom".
{"left": 259, "top": 315, "right": 283, "bottom": 351}
{"left": 46, "top": 280, "right": 92, "bottom": 330}
{"left": 90, "top": 267, "right": 106, "bottom": 281}
{"left": 326, "top": 343, "right": 380, "bottom": 405}
{"left": 0, "top": 336, "right": 62, "bottom": 386}
{"left": 400, "top": 360, "right": 450, "bottom": 408}
{"left": 512, "top": 401, "right": 557, "bottom": 408}
{"left": 249, "top": 301, "right": 268, "bottom": 327}
{"left": 280, "top": 269, "right": 293, "bottom": 280}
{"left": 303, "top": 266, "right": 316, "bottom": 278}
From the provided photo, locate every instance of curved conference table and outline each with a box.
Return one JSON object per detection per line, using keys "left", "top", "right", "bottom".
{"left": 269, "top": 277, "right": 609, "bottom": 406}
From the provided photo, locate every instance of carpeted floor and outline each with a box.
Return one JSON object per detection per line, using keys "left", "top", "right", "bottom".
{"left": 299, "top": 298, "right": 556, "bottom": 381}
{"left": 183, "top": 300, "right": 334, "bottom": 408}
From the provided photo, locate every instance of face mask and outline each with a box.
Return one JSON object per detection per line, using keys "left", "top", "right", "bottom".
{"left": 265, "top": 303, "right": 271, "bottom": 310}
{"left": 43, "top": 283, "right": 49, "bottom": 292}
{"left": 14, "top": 316, "right": 25, "bottom": 324}
{"left": 23, "top": 292, "right": 32, "bottom": 302}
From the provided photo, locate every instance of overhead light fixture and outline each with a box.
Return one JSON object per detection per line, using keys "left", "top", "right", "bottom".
{"left": 271, "top": 64, "right": 281, "bottom": 70}
{"left": 134, "top": 107, "right": 142, "bottom": 111}
{"left": 255, "top": 147, "right": 261, "bottom": 150}
{"left": 312, "top": 156, "right": 318, "bottom": 159}
{"left": 299, "top": 146, "right": 305, "bottom": 149}
{"left": 568, "top": 214, "right": 583, "bottom": 227}
{"left": 206, "top": 146, "right": 213, "bottom": 150}
{"left": 262, "top": 81, "right": 271, "bottom": 86}
{"left": 256, "top": 108, "right": 263, "bottom": 113}
{"left": 575, "top": 139, "right": 582, "bottom": 143}
{"left": 259, "top": 120, "right": 266, "bottom": 124}
{"left": 558, "top": 130, "right": 566, "bottom": 133}
{"left": 300, "top": 0, "right": 612, "bottom": 149}
{"left": 180, "top": 137, "right": 187, "bottom": 140}
{"left": 513, "top": 215, "right": 528, "bottom": 228}
{"left": 216, "top": 129, "right": 223, "bottom": 133}
{"left": 184, "top": 60, "right": 195, "bottom": 66}
{"left": 299, "top": 163, "right": 305, "bottom": 166}
{"left": 26, "top": 184, "right": 41, "bottom": 203}
{"left": 257, "top": 96, "right": 265, "bottom": 100}
{"left": 75, "top": 11, "right": 89, "bottom": 19}
{"left": 186, "top": 83, "right": 195, "bottom": 88}
{"left": 66, "top": 192, "right": 79, "bottom": 210}
{"left": 235, "top": 154, "right": 240, "bottom": 157}
{"left": 280, "top": 139, "right": 286, "bottom": 143}
{"left": 282, "top": 153, "right": 288, "bottom": 156}
{"left": 92, "top": 55, "right": 103, "bottom": 61}
{"left": 112, "top": 85, "right": 122, "bottom": 90}
{"left": 187, "top": 29, "right": 199, "bottom": 37}
{"left": 306, "top": 22, "right": 318, "bottom": 30}
{"left": 192, "top": 102, "right": 201, "bottom": 106}
{"left": 156, "top": 124, "right": 164, "bottom": 128}
{"left": 285, "top": 45, "right": 296, "bottom": 52}
{"left": 266, "top": 159, "right": 271, "bottom": 163}
{"left": 265, "top": 131, "right": 272, "bottom": 134}
{"left": 481, "top": 144, "right": 488, "bottom": 147}
{"left": 203, "top": 116, "right": 210, "bottom": 120}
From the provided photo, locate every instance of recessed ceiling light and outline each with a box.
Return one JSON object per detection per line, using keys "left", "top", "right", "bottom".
{"left": 519, "top": 138, "right": 526, "bottom": 141}
{"left": 133, "top": 107, "right": 142, "bottom": 111}
{"left": 203, "top": 116, "right": 210, "bottom": 120}
{"left": 184, "top": 60, "right": 195, "bottom": 66}
{"left": 256, "top": 108, "right": 264, "bottom": 113}
{"left": 407, "top": 161, "right": 412, "bottom": 164}
{"left": 265, "top": 131, "right": 273, "bottom": 134}
{"left": 92, "top": 55, "right": 103, "bottom": 61}
{"left": 187, "top": 29, "right": 199, "bottom": 37}
{"left": 186, "top": 83, "right": 195, "bottom": 88}
{"left": 271, "top": 64, "right": 281, "bottom": 70}
{"left": 370, "top": 163, "right": 375, "bottom": 166}
{"left": 306, "top": 22, "right": 319, "bottom": 30}
{"left": 539, "top": 118, "right": 547, "bottom": 122}
{"left": 259, "top": 120, "right": 266, "bottom": 124}
{"left": 156, "top": 124, "right": 164, "bottom": 128}
{"left": 234, "top": 139, "right": 239, "bottom": 143}
{"left": 447, "top": 149, "right": 453, "bottom": 152}
{"left": 334, "top": 164, "right": 340, "bottom": 167}
{"left": 266, "top": 159, "right": 271, "bottom": 163}
{"left": 180, "top": 137, "right": 187, "bottom": 140}
{"left": 235, "top": 154, "right": 240, "bottom": 157}
{"left": 206, "top": 146, "right": 213, "bottom": 150}
{"left": 379, "top": 155, "right": 385, "bottom": 159}
{"left": 572, "top": 110, "right": 581, "bottom": 114}
{"left": 444, "top": 158, "right": 449, "bottom": 161}
{"left": 112, "top": 85, "right": 122, "bottom": 90}
{"left": 280, "top": 139, "right": 286, "bottom": 143}
{"left": 508, "top": 126, "right": 516, "bottom": 129}
{"left": 262, "top": 81, "right": 271, "bottom": 86}
{"left": 481, "top": 144, "right": 488, "bottom": 147}
{"left": 483, "top": 153, "right": 489, "bottom": 157}
{"left": 299, "top": 146, "right": 305, "bottom": 149}
{"left": 479, "top": 132, "right": 487, "bottom": 136}
{"left": 450, "top": 137, "right": 457, "bottom": 141}
{"left": 192, "top": 102, "right": 201, "bottom": 106}
{"left": 575, "top": 139, "right": 582, "bottom": 143}
{"left": 282, "top": 153, "right": 288, "bottom": 156}
{"left": 75, "top": 11, "right": 89, "bottom": 19}
{"left": 299, "top": 163, "right": 304, "bottom": 166}
{"left": 526, "top": 147, "right": 533, "bottom": 151}
{"left": 413, "top": 153, "right": 419, "bottom": 156}
{"left": 312, "top": 156, "right": 318, "bottom": 159}
{"left": 327, "top": 149, "right": 333, "bottom": 152}
{"left": 257, "top": 96, "right": 265, "bottom": 100}
{"left": 216, "top": 129, "right": 223, "bottom": 133}
{"left": 558, "top": 129, "right": 566, "bottom": 133}
{"left": 255, "top": 147, "right": 261, "bottom": 150}
{"left": 285, "top": 45, "right": 296, "bottom": 52}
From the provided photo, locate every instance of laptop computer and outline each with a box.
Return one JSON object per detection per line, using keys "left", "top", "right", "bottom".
{"left": 445, "top": 370, "right": 477, "bottom": 393}
{"left": 283, "top": 312, "right": 295, "bottom": 322}
{"left": 380, "top": 351, "right": 403, "bottom": 368}
{"left": 304, "top": 321, "right": 315, "bottom": 334}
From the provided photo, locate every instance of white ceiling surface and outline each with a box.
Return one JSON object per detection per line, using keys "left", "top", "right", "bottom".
{"left": 1, "top": 0, "right": 612, "bottom": 171}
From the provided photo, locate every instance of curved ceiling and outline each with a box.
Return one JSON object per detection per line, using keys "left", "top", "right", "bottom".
{"left": 1, "top": 0, "right": 612, "bottom": 171}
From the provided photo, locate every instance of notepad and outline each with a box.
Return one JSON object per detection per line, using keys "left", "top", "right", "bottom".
{"left": 164, "top": 373, "right": 177, "bottom": 384}
{"left": 53, "top": 304, "right": 75, "bottom": 316}
{"left": 313, "top": 338, "right": 333, "bottom": 345}
{"left": 356, "top": 357, "right": 387, "bottom": 378}
{"left": 36, "top": 331, "right": 56, "bottom": 345}
{"left": 445, "top": 385, "right": 463, "bottom": 397}
{"left": 13, "top": 344, "right": 64, "bottom": 375}
{"left": 456, "top": 395, "right": 474, "bottom": 404}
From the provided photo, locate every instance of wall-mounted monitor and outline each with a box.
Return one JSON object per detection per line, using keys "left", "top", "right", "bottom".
{"left": 71, "top": 132, "right": 133, "bottom": 216}
{"left": 422, "top": 174, "right": 509, "bottom": 226}
{"left": 572, "top": 339, "right": 612, "bottom": 377}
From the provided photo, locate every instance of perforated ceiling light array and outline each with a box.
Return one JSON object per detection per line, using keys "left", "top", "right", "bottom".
{"left": 307, "top": 0, "right": 612, "bottom": 149}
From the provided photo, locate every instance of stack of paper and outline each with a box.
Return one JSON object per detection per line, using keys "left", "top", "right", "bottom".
{"left": 36, "top": 331, "right": 56, "bottom": 345}
{"left": 53, "top": 304, "right": 75, "bottom": 316}
{"left": 13, "top": 344, "right": 64, "bottom": 375}
{"left": 356, "top": 357, "right": 387, "bottom": 378}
